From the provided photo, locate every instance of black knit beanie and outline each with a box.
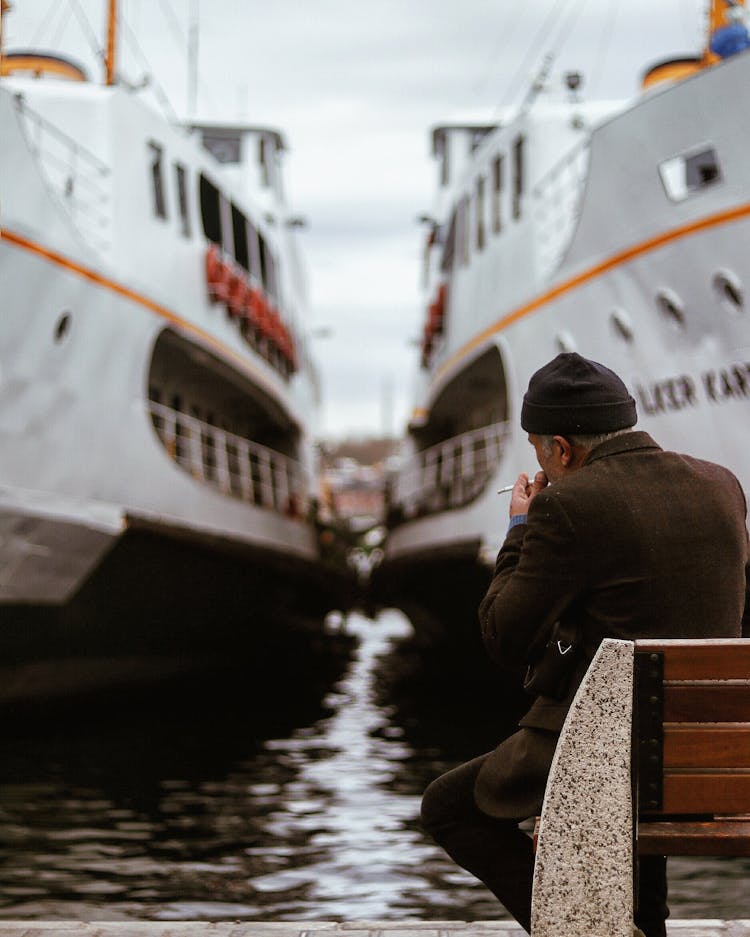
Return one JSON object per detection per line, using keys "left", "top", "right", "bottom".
{"left": 521, "top": 353, "right": 637, "bottom": 435}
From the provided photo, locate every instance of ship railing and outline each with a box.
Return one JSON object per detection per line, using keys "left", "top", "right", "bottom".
{"left": 387, "top": 420, "right": 511, "bottom": 522}
{"left": 13, "top": 93, "right": 112, "bottom": 253}
{"left": 149, "top": 401, "right": 309, "bottom": 519}
{"left": 531, "top": 138, "right": 590, "bottom": 279}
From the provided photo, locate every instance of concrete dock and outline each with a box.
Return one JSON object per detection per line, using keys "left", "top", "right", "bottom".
{"left": 0, "top": 921, "right": 749, "bottom": 936}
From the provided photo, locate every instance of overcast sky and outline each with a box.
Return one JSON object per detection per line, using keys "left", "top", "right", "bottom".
{"left": 5, "top": 0, "right": 708, "bottom": 439}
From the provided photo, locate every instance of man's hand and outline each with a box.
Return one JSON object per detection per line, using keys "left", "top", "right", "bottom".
{"left": 509, "top": 470, "right": 548, "bottom": 517}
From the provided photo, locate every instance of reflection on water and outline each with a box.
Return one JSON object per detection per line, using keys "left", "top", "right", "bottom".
{"left": 0, "top": 610, "right": 748, "bottom": 922}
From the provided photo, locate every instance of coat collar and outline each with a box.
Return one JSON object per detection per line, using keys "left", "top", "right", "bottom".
{"left": 583, "top": 430, "right": 661, "bottom": 466}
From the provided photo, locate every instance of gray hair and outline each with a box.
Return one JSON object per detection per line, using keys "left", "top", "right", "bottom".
{"left": 536, "top": 428, "right": 631, "bottom": 457}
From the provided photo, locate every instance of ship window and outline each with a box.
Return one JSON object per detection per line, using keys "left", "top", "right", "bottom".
{"left": 199, "top": 173, "right": 222, "bottom": 247}
{"left": 555, "top": 331, "right": 577, "bottom": 353}
{"left": 247, "top": 220, "right": 262, "bottom": 283}
{"left": 476, "top": 175, "right": 486, "bottom": 251}
{"left": 264, "top": 244, "right": 278, "bottom": 303}
{"left": 439, "top": 133, "right": 449, "bottom": 187}
{"left": 149, "top": 142, "right": 167, "bottom": 219}
{"left": 54, "top": 311, "right": 72, "bottom": 343}
{"left": 656, "top": 288, "right": 686, "bottom": 329}
{"left": 659, "top": 146, "right": 722, "bottom": 201}
{"left": 259, "top": 136, "right": 271, "bottom": 188}
{"left": 441, "top": 207, "right": 457, "bottom": 273}
{"left": 231, "top": 203, "right": 249, "bottom": 272}
{"left": 258, "top": 231, "right": 269, "bottom": 291}
{"left": 492, "top": 154, "right": 503, "bottom": 233}
{"left": 713, "top": 269, "right": 744, "bottom": 313}
{"left": 512, "top": 135, "right": 525, "bottom": 220}
{"left": 611, "top": 308, "right": 634, "bottom": 343}
{"left": 174, "top": 162, "right": 190, "bottom": 237}
{"left": 457, "top": 195, "right": 470, "bottom": 266}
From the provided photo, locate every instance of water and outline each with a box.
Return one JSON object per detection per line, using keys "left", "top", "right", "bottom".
{"left": 0, "top": 610, "right": 747, "bottom": 923}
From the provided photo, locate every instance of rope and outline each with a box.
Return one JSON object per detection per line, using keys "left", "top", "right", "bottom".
{"left": 120, "top": 16, "right": 180, "bottom": 124}
{"left": 29, "top": 0, "right": 60, "bottom": 46}
{"left": 497, "top": 0, "right": 575, "bottom": 111}
{"left": 67, "top": 0, "right": 105, "bottom": 63}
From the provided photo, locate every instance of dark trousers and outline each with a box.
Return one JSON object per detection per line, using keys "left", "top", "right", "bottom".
{"left": 421, "top": 753, "right": 668, "bottom": 937}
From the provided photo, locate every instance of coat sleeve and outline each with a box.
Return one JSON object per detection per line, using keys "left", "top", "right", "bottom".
{"left": 478, "top": 490, "right": 589, "bottom": 671}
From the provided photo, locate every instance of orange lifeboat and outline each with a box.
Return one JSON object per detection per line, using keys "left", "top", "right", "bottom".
{"left": 205, "top": 243, "right": 231, "bottom": 303}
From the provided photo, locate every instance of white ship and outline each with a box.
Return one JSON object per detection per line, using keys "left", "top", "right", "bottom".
{"left": 0, "top": 4, "right": 352, "bottom": 702}
{"left": 375, "top": 1, "right": 750, "bottom": 651}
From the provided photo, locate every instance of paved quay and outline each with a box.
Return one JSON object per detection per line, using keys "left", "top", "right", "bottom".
{"left": 0, "top": 922, "right": 749, "bottom": 936}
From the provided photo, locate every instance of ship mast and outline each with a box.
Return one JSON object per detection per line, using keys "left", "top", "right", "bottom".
{"left": 105, "top": 0, "right": 117, "bottom": 86}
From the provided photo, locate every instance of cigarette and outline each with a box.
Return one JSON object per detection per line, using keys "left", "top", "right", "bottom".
{"left": 497, "top": 484, "right": 515, "bottom": 494}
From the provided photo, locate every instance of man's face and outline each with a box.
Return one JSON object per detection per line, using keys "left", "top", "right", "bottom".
{"left": 528, "top": 433, "right": 567, "bottom": 482}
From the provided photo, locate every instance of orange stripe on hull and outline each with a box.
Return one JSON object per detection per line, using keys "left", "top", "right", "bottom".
{"left": 434, "top": 200, "right": 750, "bottom": 385}
{"left": 0, "top": 226, "right": 279, "bottom": 399}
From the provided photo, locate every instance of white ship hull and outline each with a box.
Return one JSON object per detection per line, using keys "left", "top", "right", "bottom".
{"left": 0, "top": 59, "right": 353, "bottom": 700}
{"left": 376, "top": 46, "right": 750, "bottom": 652}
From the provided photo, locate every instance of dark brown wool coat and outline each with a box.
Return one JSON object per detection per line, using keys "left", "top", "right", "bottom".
{"left": 475, "top": 431, "right": 750, "bottom": 817}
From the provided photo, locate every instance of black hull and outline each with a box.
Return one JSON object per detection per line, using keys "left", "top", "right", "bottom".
{"left": 0, "top": 522, "right": 358, "bottom": 709}
{"left": 370, "top": 544, "right": 531, "bottom": 749}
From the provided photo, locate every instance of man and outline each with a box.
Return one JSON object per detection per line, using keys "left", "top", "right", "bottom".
{"left": 421, "top": 352, "right": 750, "bottom": 937}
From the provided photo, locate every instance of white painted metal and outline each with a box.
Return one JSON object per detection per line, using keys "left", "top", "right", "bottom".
{"left": 0, "top": 60, "right": 322, "bottom": 604}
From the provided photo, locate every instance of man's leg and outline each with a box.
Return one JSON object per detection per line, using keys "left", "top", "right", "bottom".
{"left": 635, "top": 855, "right": 668, "bottom": 937}
{"left": 421, "top": 753, "right": 536, "bottom": 933}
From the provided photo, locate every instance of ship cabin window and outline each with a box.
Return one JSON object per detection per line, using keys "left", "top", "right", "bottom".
{"left": 441, "top": 207, "right": 457, "bottom": 273}
{"left": 456, "top": 195, "right": 470, "bottom": 267}
{"left": 231, "top": 203, "right": 249, "bottom": 272}
{"left": 258, "top": 231, "right": 279, "bottom": 301}
{"left": 264, "top": 243, "right": 279, "bottom": 304}
{"left": 148, "top": 142, "right": 167, "bottom": 220}
{"left": 199, "top": 173, "right": 223, "bottom": 247}
{"left": 247, "top": 219, "right": 262, "bottom": 284}
{"left": 175, "top": 162, "right": 190, "bottom": 237}
{"left": 259, "top": 136, "right": 271, "bottom": 188}
{"left": 512, "top": 135, "right": 524, "bottom": 220}
{"left": 492, "top": 154, "right": 503, "bottom": 233}
{"left": 659, "top": 146, "right": 722, "bottom": 202}
{"left": 476, "top": 175, "right": 486, "bottom": 252}
{"left": 436, "top": 131, "right": 449, "bottom": 187}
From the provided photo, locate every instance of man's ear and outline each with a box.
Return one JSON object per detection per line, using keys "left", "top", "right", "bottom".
{"left": 553, "top": 435, "right": 574, "bottom": 467}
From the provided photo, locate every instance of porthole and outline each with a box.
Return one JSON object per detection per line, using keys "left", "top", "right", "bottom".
{"left": 713, "top": 268, "right": 744, "bottom": 314}
{"left": 656, "top": 289, "right": 686, "bottom": 329}
{"left": 611, "top": 308, "right": 634, "bottom": 343}
{"left": 54, "top": 312, "right": 72, "bottom": 343}
{"left": 555, "top": 331, "right": 577, "bottom": 353}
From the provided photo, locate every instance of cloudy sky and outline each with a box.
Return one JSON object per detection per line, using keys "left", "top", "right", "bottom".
{"left": 5, "top": 0, "right": 707, "bottom": 438}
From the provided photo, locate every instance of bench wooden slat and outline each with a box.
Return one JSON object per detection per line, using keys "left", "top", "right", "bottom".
{"left": 635, "top": 639, "right": 750, "bottom": 680}
{"left": 663, "top": 684, "right": 750, "bottom": 722}
{"left": 661, "top": 773, "right": 750, "bottom": 813}
{"left": 638, "top": 818, "right": 750, "bottom": 856}
{"left": 664, "top": 725, "right": 750, "bottom": 768}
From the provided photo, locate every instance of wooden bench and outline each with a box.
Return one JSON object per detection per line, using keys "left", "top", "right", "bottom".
{"left": 530, "top": 638, "right": 750, "bottom": 937}
{"left": 634, "top": 639, "right": 750, "bottom": 860}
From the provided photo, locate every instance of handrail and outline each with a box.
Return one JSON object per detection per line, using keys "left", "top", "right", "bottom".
{"left": 387, "top": 420, "right": 510, "bottom": 521}
{"left": 13, "top": 92, "right": 112, "bottom": 252}
{"left": 148, "top": 400, "right": 309, "bottom": 519}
